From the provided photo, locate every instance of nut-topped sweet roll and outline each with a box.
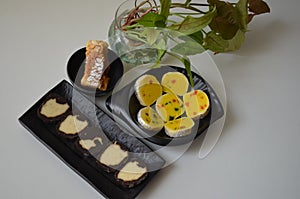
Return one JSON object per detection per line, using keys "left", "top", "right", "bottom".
{"left": 81, "top": 40, "right": 110, "bottom": 91}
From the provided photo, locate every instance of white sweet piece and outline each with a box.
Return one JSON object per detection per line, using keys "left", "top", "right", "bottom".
{"left": 99, "top": 143, "right": 128, "bottom": 167}
{"left": 117, "top": 161, "right": 147, "bottom": 182}
{"left": 58, "top": 115, "right": 88, "bottom": 135}
{"left": 164, "top": 117, "right": 195, "bottom": 137}
{"left": 79, "top": 137, "right": 103, "bottom": 150}
{"left": 40, "top": 98, "right": 69, "bottom": 118}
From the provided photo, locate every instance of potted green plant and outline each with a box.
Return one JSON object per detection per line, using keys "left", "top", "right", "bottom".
{"left": 108, "top": 0, "right": 270, "bottom": 84}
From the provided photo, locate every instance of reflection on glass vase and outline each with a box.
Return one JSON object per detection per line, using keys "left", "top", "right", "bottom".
{"left": 108, "top": 0, "right": 158, "bottom": 66}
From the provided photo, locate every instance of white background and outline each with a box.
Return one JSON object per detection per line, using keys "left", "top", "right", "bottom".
{"left": 1, "top": 0, "right": 300, "bottom": 198}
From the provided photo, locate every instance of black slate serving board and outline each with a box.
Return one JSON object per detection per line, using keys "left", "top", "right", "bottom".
{"left": 19, "top": 80, "right": 165, "bottom": 199}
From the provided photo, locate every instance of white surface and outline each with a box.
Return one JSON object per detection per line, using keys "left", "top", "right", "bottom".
{"left": 1, "top": 0, "right": 300, "bottom": 199}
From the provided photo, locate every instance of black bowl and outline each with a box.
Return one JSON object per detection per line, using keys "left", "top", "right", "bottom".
{"left": 67, "top": 47, "right": 124, "bottom": 96}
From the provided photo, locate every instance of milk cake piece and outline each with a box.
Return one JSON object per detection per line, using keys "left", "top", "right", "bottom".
{"left": 98, "top": 142, "right": 129, "bottom": 172}
{"left": 183, "top": 90, "right": 210, "bottom": 119}
{"left": 155, "top": 93, "right": 184, "bottom": 122}
{"left": 115, "top": 159, "right": 148, "bottom": 188}
{"left": 81, "top": 40, "right": 111, "bottom": 91}
{"left": 161, "top": 72, "right": 189, "bottom": 96}
{"left": 164, "top": 117, "right": 195, "bottom": 137}
{"left": 75, "top": 127, "right": 108, "bottom": 157}
{"left": 134, "top": 74, "right": 162, "bottom": 106}
{"left": 37, "top": 94, "right": 70, "bottom": 122}
{"left": 137, "top": 107, "right": 164, "bottom": 132}
{"left": 57, "top": 115, "right": 88, "bottom": 139}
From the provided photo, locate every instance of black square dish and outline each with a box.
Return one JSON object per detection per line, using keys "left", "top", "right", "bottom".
{"left": 19, "top": 80, "right": 165, "bottom": 199}
{"left": 106, "top": 65, "right": 224, "bottom": 146}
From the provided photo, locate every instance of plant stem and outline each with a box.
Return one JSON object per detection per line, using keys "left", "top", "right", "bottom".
{"left": 171, "top": 13, "right": 186, "bottom": 19}
{"left": 171, "top": 12, "right": 203, "bottom": 16}
{"left": 166, "top": 52, "right": 194, "bottom": 87}
{"left": 189, "top": 3, "right": 210, "bottom": 7}
{"left": 167, "top": 19, "right": 180, "bottom": 23}
{"left": 170, "top": 3, "right": 207, "bottom": 14}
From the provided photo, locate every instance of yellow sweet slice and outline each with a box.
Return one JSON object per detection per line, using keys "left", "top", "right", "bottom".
{"left": 183, "top": 90, "right": 210, "bottom": 119}
{"left": 135, "top": 74, "right": 159, "bottom": 86}
{"left": 164, "top": 117, "right": 195, "bottom": 137}
{"left": 134, "top": 74, "right": 162, "bottom": 106}
{"left": 161, "top": 72, "right": 189, "bottom": 96}
{"left": 137, "top": 107, "right": 164, "bottom": 131}
{"left": 155, "top": 93, "right": 184, "bottom": 122}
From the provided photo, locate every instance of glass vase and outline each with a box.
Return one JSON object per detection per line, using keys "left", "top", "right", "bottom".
{"left": 108, "top": 0, "right": 159, "bottom": 66}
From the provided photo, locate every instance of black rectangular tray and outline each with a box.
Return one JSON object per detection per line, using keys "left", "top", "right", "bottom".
{"left": 18, "top": 80, "right": 165, "bottom": 199}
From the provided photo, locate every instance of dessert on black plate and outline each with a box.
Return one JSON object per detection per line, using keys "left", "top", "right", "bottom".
{"left": 57, "top": 114, "right": 89, "bottom": 139}
{"left": 107, "top": 66, "right": 224, "bottom": 145}
{"left": 75, "top": 127, "right": 109, "bottom": 157}
{"left": 115, "top": 158, "right": 148, "bottom": 188}
{"left": 67, "top": 40, "right": 124, "bottom": 97}
{"left": 37, "top": 93, "right": 70, "bottom": 122}
{"left": 97, "top": 142, "right": 129, "bottom": 173}
{"left": 81, "top": 40, "right": 111, "bottom": 91}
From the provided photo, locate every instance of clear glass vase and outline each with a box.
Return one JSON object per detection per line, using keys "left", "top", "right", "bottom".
{"left": 108, "top": 0, "right": 158, "bottom": 66}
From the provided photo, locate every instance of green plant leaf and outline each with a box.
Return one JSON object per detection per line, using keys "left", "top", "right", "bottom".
{"left": 159, "top": 0, "right": 171, "bottom": 18}
{"left": 141, "top": 28, "right": 161, "bottom": 45}
{"left": 168, "top": 6, "right": 216, "bottom": 35}
{"left": 204, "top": 29, "right": 245, "bottom": 53}
{"left": 226, "top": 29, "right": 245, "bottom": 51}
{"left": 178, "top": 30, "right": 204, "bottom": 44}
{"left": 124, "top": 30, "right": 148, "bottom": 44}
{"left": 208, "top": 0, "right": 240, "bottom": 40}
{"left": 166, "top": 52, "right": 194, "bottom": 86}
{"left": 249, "top": 0, "right": 270, "bottom": 15}
{"left": 236, "top": 0, "right": 249, "bottom": 32}
{"left": 136, "top": 12, "right": 166, "bottom": 28}
{"left": 153, "top": 38, "right": 167, "bottom": 61}
{"left": 171, "top": 40, "right": 205, "bottom": 56}
{"left": 188, "top": 31, "right": 204, "bottom": 44}
{"left": 204, "top": 31, "right": 228, "bottom": 53}
{"left": 181, "top": 57, "right": 194, "bottom": 87}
